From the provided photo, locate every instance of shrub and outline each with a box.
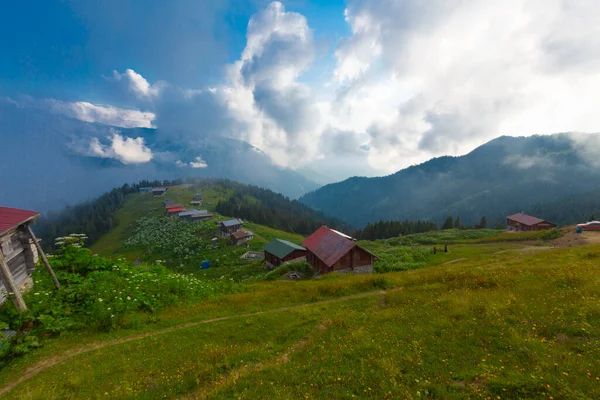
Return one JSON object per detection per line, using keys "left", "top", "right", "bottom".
{"left": 0, "top": 238, "right": 239, "bottom": 364}
{"left": 265, "top": 260, "right": 313, "bottom": 281}
{"left": 373, "top": 247, "right": 432, "bottom": 273}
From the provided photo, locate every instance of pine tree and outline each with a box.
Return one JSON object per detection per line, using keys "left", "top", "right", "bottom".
{"left": 454, "top": 216, "right": 462, "bottom": 230}
{"left": 589, "top": 213, "right": 597, "bottom": 222}
{"left": 442, "top": 216, "right": 454, "bottom": 230}
{"left": 478, "top": 216, "right": 487, "bottom": 229}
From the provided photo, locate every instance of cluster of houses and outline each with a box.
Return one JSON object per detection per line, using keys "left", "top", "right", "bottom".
{"left": 163, "top": 198, "right": 214, "bottom": 221}
{"left": 263, "top": 226, "right": 375, "bottom": 275}
{"left": 218, "top": 219, "right": 254, "bottom": 246}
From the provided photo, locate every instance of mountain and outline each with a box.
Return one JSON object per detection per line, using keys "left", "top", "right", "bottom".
{"left": 299, "top": 133, "right": 600, "bottom": 227}
{"left": 0, "top": 100, "right": 318, "bottom": 213}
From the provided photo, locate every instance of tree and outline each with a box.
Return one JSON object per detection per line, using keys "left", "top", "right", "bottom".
{"left": 589, "top": 213, "right": 597, "bottom": 222}
{"left": 442, "top": 216, "right": 454, "bottom": 230}
{"left": 478, "top": 216, "right": 487, "bottom": 229}
{"left": 454, "top": 216, "right": 462, "bottom": 230}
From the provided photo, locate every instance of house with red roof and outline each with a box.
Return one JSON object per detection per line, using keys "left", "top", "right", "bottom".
{"left": 303, "top": 226, "right": 374, "bottom": 275}
{"left": 506, "top": 212, "right": 556, "bottom": 231}
{"left": 0, "top": 206, "right": 44, "bottom": 309}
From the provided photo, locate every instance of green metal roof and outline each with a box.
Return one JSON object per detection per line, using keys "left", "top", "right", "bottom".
{"left": 264, "top": 239, "right": 306, "bottom": 259}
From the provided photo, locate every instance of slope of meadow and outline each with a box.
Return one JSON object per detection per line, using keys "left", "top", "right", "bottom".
{"left": 0, "top": 240, "right": 599, "bottom": 399}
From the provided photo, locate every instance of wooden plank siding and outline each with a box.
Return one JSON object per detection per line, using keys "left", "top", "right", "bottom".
{"left": 307, "top": 246, "right": 373, "bottom": 275}
{"left": 0, "top": 229, "right": 36, "bottom": 303}
{"left": 264, "top": 249, "right": 306, "bottom": 269}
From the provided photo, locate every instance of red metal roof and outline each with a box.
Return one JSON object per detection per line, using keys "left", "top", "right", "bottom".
{"left": 303, "top": 226, "right": 357, "bottom": 267}
{"left": 165, "top": 204, "right": 183, "bottom": 209}
{"left": 232, "top": 230, "right": 251, "bottom": 240}
{"left": 0, "top": 206, "right": 40, "bottom": 237}
{"left": 506, "top": 212, "right": 546, "bottom": 226}
{"left": 167, "top": 207, "right": 184, "bottom": 213}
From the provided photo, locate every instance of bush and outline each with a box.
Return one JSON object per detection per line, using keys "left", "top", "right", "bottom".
{"left": 0, "top": 239, "right": 238, "bottom": 364}
{"left": 265, "top": 260, "right": 313, "bottom": 281}
{"left": 542, "top": 228, "right": 562, "bottom": 240}
{"left": 373, "top": 247, "right": 432, "bottom": 273}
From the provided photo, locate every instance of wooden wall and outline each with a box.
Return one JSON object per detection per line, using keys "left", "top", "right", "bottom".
{"left": 0, "top": 229, "right": 36, "bottom": 303}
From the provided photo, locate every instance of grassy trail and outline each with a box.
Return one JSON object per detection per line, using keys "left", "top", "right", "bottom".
{"left": 0, "top": 288, "right": 401, "bottom": 397}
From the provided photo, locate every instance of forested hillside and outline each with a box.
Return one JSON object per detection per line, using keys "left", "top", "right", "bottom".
{"left": 300, "top": 133, "right": 600, "bottom": 227}
{"left": 33, "top": 178, "right": 342, "bottom": 251}
{"left": 33, "top": 179, "right": 184, "bottom": 251}
{"left": 215, "top": 181, "right": 348, "bottom": 235}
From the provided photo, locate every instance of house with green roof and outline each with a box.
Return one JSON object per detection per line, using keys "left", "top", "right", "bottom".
{"left": 264, "top": 239, "right": 307, "bottom": 269}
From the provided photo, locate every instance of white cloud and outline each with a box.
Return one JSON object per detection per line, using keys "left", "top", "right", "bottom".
{"left": 111, "top": 69, "right": 163, "bottom": 100}
{"left": 189, "top": 156, "right": 208, "bottom": 168}
{"left": 175, "top": 156, "right": 208, "bottom": 168}
{"left": 45, "top": 99, "right": 155, "bottom": 128}
{"left": 39, "top": 0, "right": 600, "bottom": 183}
{"left": 87, "top": 131, "right": 153, "bottom": 164}
{"left": 330, "top": 0, "right": 600, "bottom": 172}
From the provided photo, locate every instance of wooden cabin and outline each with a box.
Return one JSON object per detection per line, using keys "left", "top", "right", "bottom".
{"left": 193, "top": 193, "right": 203, "bottom": 201}
{"left": 0, "top": 207, "right": 40, "bottom": 304}
{"left": 152, "top": 187, "right": 168, "bottom": 196}
{"left": 138, "top": 187, "right": 152, "bottom": 193}
{"left": 190, "top": 200, "right": 203, "bottom": 206}
{"left": 178, "top": 209, "right": 209, "bottom": 221}
{"left": 218, "top": 219, "right": 243, "bottom": 238}
{"left": 231, "top": 230, "right": 254, "bottom": 246}
{"left": 303, "top": 226, "right": 374, "bottom": 275}
{"left": 189, "top": 212, "right": 213, "bottom": 221}
{"left": 264, "top": 239, "right": 306, "bottom": 269}
{"left": 506, "top": 213, "right": 556, "bottom": 231}
{"left": 167, "top": 207, "right": 184, "bottom": 216}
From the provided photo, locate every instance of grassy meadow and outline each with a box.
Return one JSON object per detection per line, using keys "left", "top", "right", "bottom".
{"left": 3, "top": 184, "right": 597, "bottom": 398}
{"left": 1, "top": 239, "right": 599, "bottom": 399}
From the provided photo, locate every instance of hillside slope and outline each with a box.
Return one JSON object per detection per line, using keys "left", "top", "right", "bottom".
{"left": 300, "top": 133, "right": 600, "bottom": 227}
{"left": 1, "top": 241, "right": 599, "bottom": 399}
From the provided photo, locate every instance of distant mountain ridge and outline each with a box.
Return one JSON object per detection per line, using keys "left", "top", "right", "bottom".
{"left": 299, "top": 133, "right": 600, "bottom": 227}
{"left": 0, "top": 100, "right": 318, "bottom": 212}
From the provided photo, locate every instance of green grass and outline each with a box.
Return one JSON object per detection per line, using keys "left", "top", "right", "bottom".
{"left": 384, "top": 228, "right": 558, "bottom": 246}
{"left": 2, "top": 243, "right": 600, "bottom": 399}
{"left": 89, "top": 185, "right": 305, "bottom": 282}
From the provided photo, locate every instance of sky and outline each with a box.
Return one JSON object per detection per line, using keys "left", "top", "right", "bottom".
{"left": 2, "top": 0, "right": 600, "bottom": 183}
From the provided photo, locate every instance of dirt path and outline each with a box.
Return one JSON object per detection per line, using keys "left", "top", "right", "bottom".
{"left": 0, "top": 288, "right": 401, "bottom": 397}
{"left": 442, "top": 258, "right": 467, "bottom": 265}
{"left": 493, "top": 246, "right": 553, "bottom": 254}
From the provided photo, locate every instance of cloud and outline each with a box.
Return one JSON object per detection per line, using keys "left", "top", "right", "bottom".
{"left": 110, "top": 69, "right": 163, "bottom": 101}
{"left": 44, "top": 99, "right": 155, "bottom": 128}
{"left": 21, "top": 0, "right": 600, "bottom": 184}
{"left": 176, "top": 156, "right": 208, "bottom": 168}
{"left": 83, "top": 131, "right": 153, "bottom": 164}
{"left": 329, "top": 0, "right": 600, "bottom": 171}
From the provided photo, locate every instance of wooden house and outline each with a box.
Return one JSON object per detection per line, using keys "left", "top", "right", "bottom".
{"left": 0, "top": 206, "right": 58, "bottom": 311}
{"left": 218, "top": 219, "right": 243, "bottom": 238}
{"left": 189, "top": 212, "right": 213, "bottom": 221}
{"left": 138, "top": 187, "right": 152, "bottom": 193}
{"left": 193, "top": 193, "right": 203, "bottom": 201}
{"left": 152, "top": 187, "right": 168, "bottom": 196}
{"left": 231, "top": 230, "right": 254, "bottom": 246}
{"left": 264, "top": 239, "right": 306, "bottom": 269}
{"left": 303, "top": 226, "right": 374, "bottom": 275}
{"left": 190, "top": 200, "right": 203, "bottom": 206}
{"left": 178, "top": 209, "right": 209, "bottom": 221}
{"left": 167, "top": 207, "right": 184, "bottom": 216}
{"left": 506, "top": 213, "right": 556, "bottom": 231}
